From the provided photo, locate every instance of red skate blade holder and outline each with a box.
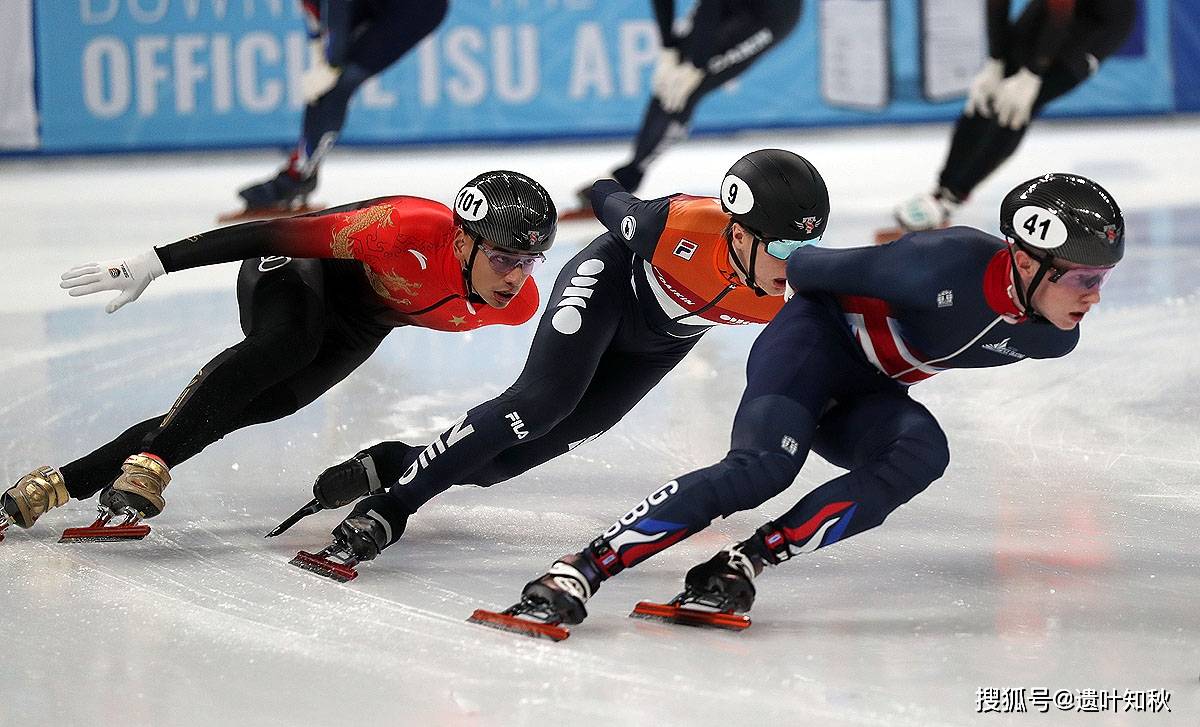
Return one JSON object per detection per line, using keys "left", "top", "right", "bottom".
{"left": 59, "top": 512, "right": 151, "bottom": 543}
{"left": 467, "top": 609, "right": 570, "bottom": 642}
{"left": 630, "top": 600, "right": 752, "bottom": 631}
{"left": 290, "top": 550, "right": 359, "bottom": 583}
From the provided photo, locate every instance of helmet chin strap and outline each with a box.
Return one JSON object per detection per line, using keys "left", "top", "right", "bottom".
{"left": 727, "top": 228, "right": 768, "bottom": 297}
{"left": 1009, "top": 243, "right": 1052, "bottom": 321}
{"left": 461, "top": 236, "right": 486, "bottom": 303}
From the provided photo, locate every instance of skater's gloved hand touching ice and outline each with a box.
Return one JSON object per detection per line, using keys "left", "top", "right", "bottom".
{"left": 964, "top": 58, "right": 1006, "bottom": 118}
{"left": 993, "top": 67, "right": 1042, "bottom": 129}
{"left": 59, "top": 250, "right": 166, "bottom": 313}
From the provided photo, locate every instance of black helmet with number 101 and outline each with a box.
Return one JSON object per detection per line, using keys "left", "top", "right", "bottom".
{"left": 453, "top": 170, "right": 557, "bottom": 254}
{"left": 1000, "top": 173, "right": 1124, "bottom": 267}
{"left": 720, "top": 149, "right": 829, "bottom": 242}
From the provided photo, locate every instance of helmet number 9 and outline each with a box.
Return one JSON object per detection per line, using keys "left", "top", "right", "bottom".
{"left": 455, "top": 186, "right": 490, "bottom": 221}
{"left": 720, "top": 173, "right": 755, "bottom": 214}
{"left": 1013, "top": 205, "right": 1068, "bottom": 249}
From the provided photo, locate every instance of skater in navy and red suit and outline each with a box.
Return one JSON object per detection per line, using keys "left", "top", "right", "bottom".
{"left": 514, "top": 172, "right": 1127, "bottom": 629}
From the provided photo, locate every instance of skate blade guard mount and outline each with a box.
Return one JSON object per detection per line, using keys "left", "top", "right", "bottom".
{"left": 467, "top": 603, "right": 571, "bottom": 642}
{"left": 290, "top": 549, "right": 360, "bottom": 583}
{"left": 630, "top": 592, "right": 752, "bottom": 631}
{"left": 59, "top": 508, "right": 151, "bottom": 543}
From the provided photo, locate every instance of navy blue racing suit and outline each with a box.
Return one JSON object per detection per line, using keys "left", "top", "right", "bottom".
{"left": 590, "top": 227, "right": 1079, "bottom": 574}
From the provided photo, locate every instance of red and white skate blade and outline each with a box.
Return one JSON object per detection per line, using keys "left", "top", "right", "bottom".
{"left": 289, "top": 550, "right": 359, "bottom": 583}
{"left": 557, "top": 206, "right": 595, "bottom": 223}
{"left": 630, "top": 600, "right": 751, "bottom": 631}
{"left": 217, "top": 204, "right": 325, "bottom": 224}
{"left": 467, "top": 609, "right": 570, "bottom": 642}
{"left": 59, "top": 517, "right": 151, "bottom": 543}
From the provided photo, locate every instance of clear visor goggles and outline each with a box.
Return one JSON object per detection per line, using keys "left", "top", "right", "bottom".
{"left": 1047, "top": 264, "right": 1114, "bottom": 292}
{"left": 478, "top": 242, "right": 545, "bottom": 276}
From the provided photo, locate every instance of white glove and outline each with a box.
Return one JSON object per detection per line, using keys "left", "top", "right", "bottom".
{"left": 59, "top": 250, "right": 166, "bottom": 314}
{"left": 964, "top": 58, "right": 1006, "bottom": 118}
{"left": 301, "top": 38, "right": 341, "bottom": 103}
{"left": 652, "top": 48, "right": 705, "bottom": 113}
{"left": 993, "top": 67, "right": 1042, "bottom": 129}
{"left": 651, "top": 47, "right": 680, "bottom": 99}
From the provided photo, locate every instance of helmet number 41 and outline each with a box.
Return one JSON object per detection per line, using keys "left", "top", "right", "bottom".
{"left": 1013, "top": 205, "right": 1068, "bottom": 249}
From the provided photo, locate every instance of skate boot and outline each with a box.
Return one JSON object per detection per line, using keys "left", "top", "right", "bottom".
{"left": 0, "top": 466, "right": 70, "bottom": 539}
{"left": 682, "top": 545, "right": 760, "bottom": 612}
{"left": 102, "top": 453, "right": 171, "bottom": 519}
{"left": 468, "top": 546, "right": 609, "bottom": 641}
{"left": 60, "top": 454, "right": 170, "bottom": 543}
{"left": 266, "top": 448, "right": 396, "bottom": 538}
{"left": 520, "top": 553, "right": 605, "bottom": 625}
{"left": 290, "top": 494, "right": 408, "bottom": 582}
{"left": 237, "top": 167, "right": 318, "bottom": 212}
{"left": 893, "top": 187, "right": 961, "bottom": 233}
{"left": 631, "top": 535, "right": 775, "bottom": 631}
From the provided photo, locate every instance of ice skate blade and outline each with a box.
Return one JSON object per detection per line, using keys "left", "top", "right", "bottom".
{"left": 290, "top": 550, "right": 358, "bottom": 582}
{"left": 557, "top": 207, "right": 596, "bottom": 223}
{"left": 217, "top": 204, "right": 325, "bottom": 224}
{"left": 467, "top": 609, "right": 570, "bottom": 642}
{"left": 630, "top": 601, "right": 751, "bottom": 631}
{"left": 59, "top": 521, "right": 151, "bottom": 543}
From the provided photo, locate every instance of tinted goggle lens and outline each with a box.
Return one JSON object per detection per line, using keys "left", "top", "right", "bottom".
{"left": 482, "top": 246, "right": 545, "bottom": 275}
{"left": 1049, "top": 265, "right": 1114, "bottom": 291}
{"left": 764, "top": 237, "right": 820, "bottom": 260}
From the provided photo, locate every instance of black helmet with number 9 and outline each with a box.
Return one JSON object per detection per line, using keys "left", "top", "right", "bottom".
{"left": 1000, "top": 173, "right": 1124, "bottom": 267}
{"left": 453, "top": 170, "right": 557, "bottom": 254}
{"left": 720, "top": 149, "right": 829, "bottom": 242}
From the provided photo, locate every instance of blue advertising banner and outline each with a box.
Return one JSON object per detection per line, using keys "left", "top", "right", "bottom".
{"left": 34, "top": 0, "right": 1177, "bottom": 153}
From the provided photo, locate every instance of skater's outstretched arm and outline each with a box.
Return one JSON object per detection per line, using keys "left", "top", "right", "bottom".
{"left": 784, "top": 230, "right": 960, "bottom": 309}
{"left": 60, "top": 196, "right": 442, "bottom": 312}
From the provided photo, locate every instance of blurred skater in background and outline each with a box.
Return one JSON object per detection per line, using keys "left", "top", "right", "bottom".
{"left": 228, "top": 0, "right": 449, "bottom": 220}
{"left": 887, "top": 0, "right": 1135, "bottom": 239}
{"left": 563, "top": 0, "right": 804, "bottom": 219}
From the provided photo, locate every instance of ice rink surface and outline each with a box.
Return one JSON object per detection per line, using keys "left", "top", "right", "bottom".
{"left": 1, "top": 118, "right": 1198, "bottom": 726}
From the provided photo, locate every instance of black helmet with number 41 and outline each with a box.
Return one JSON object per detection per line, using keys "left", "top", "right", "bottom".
{"left": 1000, "top": 173, "right": 1124, "bottom": 267}
{"left": 999, "top": 173, "right": 1123, "bottom": 315}
{"left": 453, "top": 170, "right": 557, "bottom": 254}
